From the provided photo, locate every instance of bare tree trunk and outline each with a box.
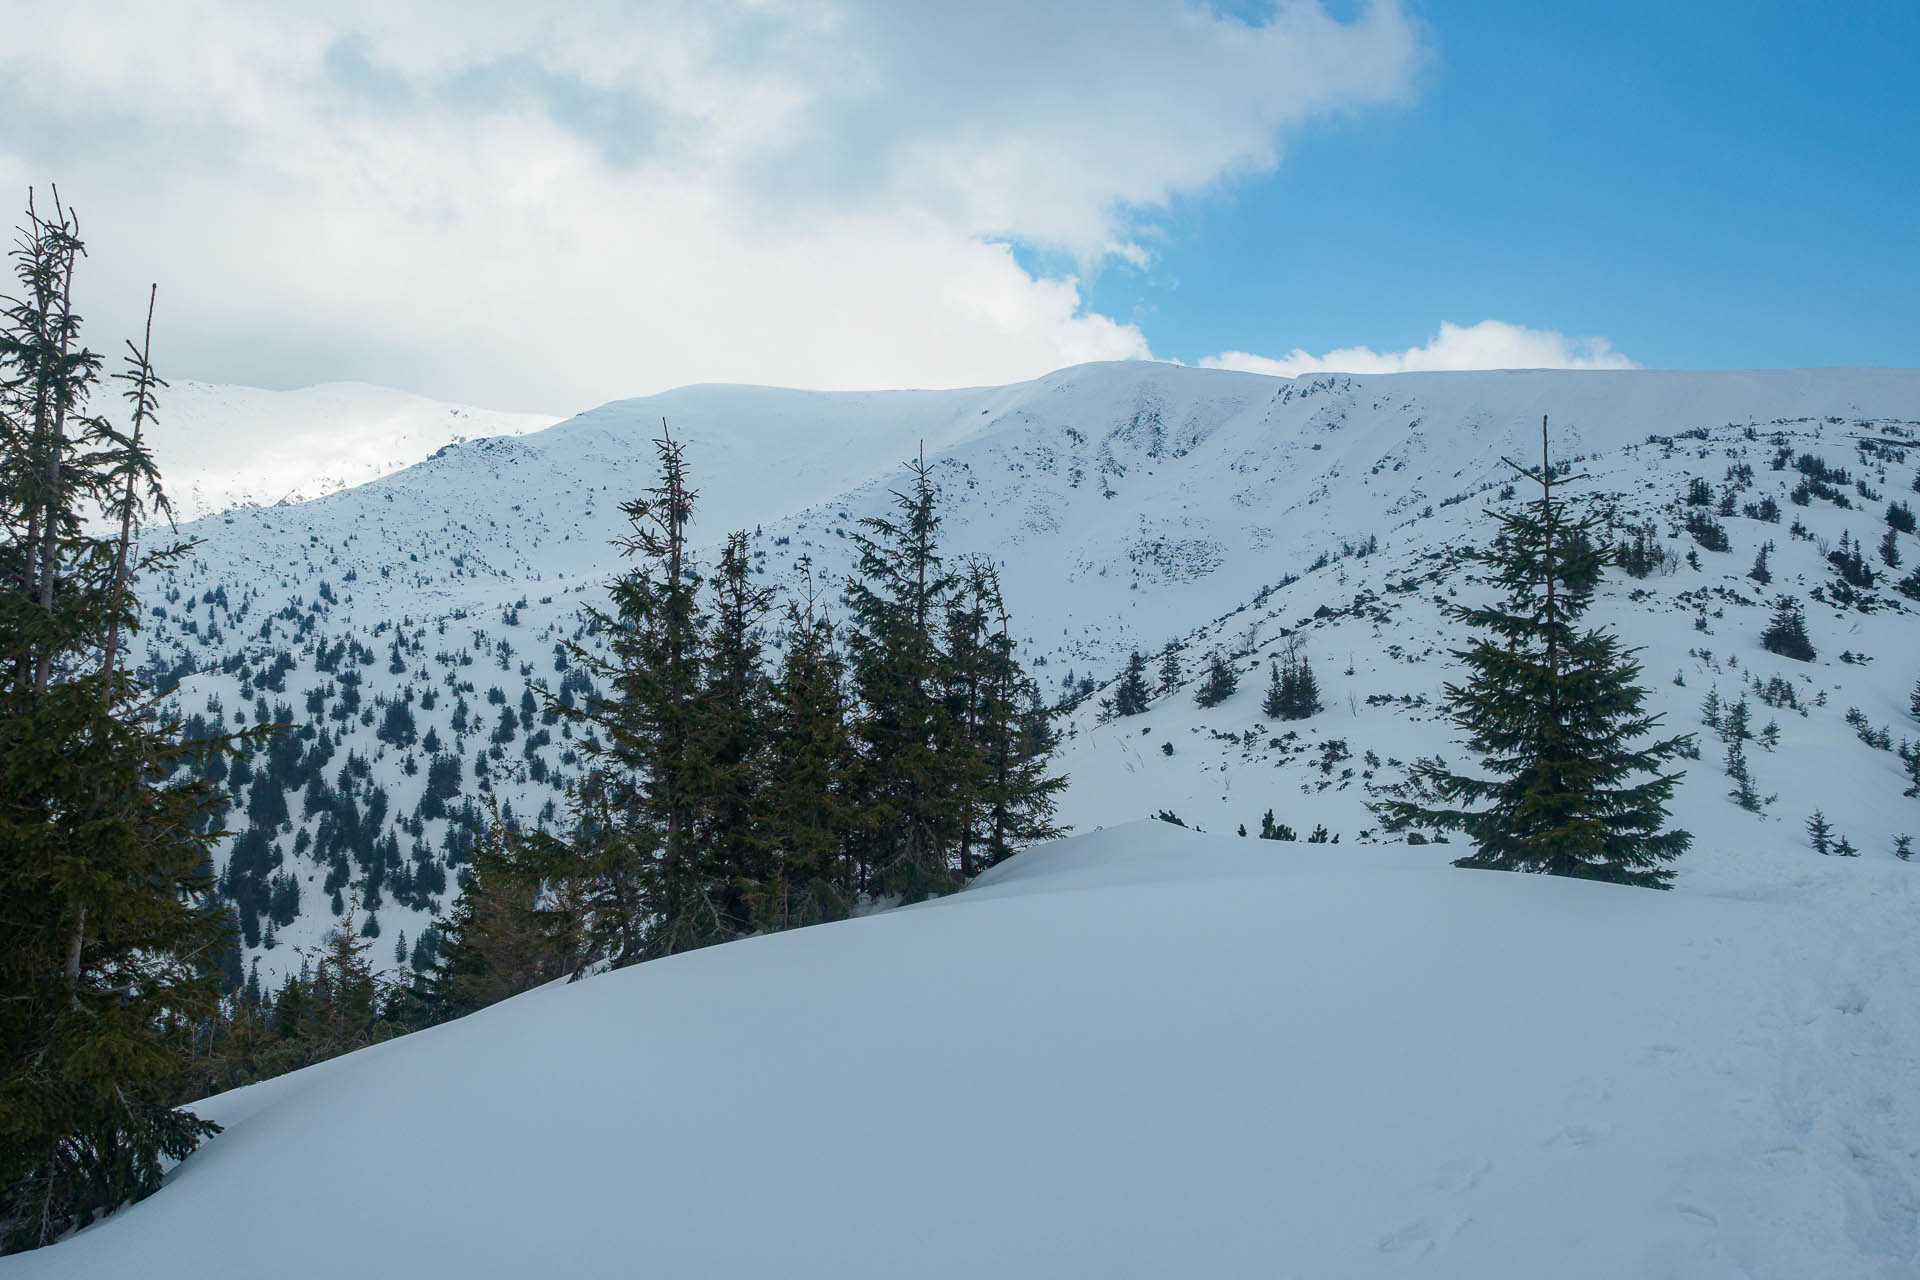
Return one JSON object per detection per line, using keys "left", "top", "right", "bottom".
{"left": 64, "top": 905, "right": 85, "bottom": 1008}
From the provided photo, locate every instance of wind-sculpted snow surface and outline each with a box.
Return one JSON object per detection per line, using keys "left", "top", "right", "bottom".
{"left": 130, "top": 361, "right": 1920, "bottom": 984}
{"left": 6, "top": 824, "right": 1915, "bottom": 1278}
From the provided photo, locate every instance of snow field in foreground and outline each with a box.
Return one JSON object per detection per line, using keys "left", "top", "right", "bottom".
{"left": 7, "top": 821, "right": 1914, "bottom": 1279}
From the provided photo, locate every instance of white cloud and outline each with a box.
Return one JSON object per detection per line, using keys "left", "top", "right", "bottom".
{"left": 1202, "top": 319, "right": 1638, "bottom": 377}
{"left": 0, "top": 1, "right": 1422, "bottom": 412}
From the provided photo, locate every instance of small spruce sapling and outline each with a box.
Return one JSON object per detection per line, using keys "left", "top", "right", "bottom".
{"left": 1760, "top": 596, "right": 1816, "bottom": 662}
{"left": 1110, "top": 651, "right": 1151, "bottom": 717}
{"left": 1193, "top": 652, "right": 1238, "bottom": 709}
{"left": 1156, "top": 644, "right": 1182, "bottom": 697}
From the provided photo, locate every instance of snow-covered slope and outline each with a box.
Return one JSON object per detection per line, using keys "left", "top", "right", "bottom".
{"left": 6, "top": 823, "right": 1914, "bottom": 1278}
{"left": 142, "top": 380, "right": 561, "bottom": 519}
{"left": 125, "top": 361, "right": 1920, "bottom": 985}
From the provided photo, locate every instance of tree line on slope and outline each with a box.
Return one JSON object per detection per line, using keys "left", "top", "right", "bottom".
{"left": 173, "top": 429, "right": 1067, "bottom": 1091}
{"left": 412, "top": 429, "right": 1066, "bottom": 1018}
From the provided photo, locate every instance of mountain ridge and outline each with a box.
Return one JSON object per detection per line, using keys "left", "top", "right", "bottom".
{"left": 129, "top": 362, "right": 1920, "bottom": 985}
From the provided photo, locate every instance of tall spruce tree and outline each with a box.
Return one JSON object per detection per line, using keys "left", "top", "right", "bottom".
{"left": 1, "top": 196, "right": 235, "bottom": 1251}
{"left": 1376, "top": 417, "right": 1692, "bottom": 888}
{"left": 570, "top": 423, "right": 717, "bottom": 963}
{"left": 952, "top": 559, "right": 1063, "bottom": 874}
{"left": 941, "top": 560, "right": 997, "bottom": 880}
{"left": 692, "top": 530, "right": 774, "bottom": 936}
{"left": 844, "top": 450, "right": 960, "bottom": 900}
{"left": 755, "top": 561, "right": 858, "bottom": 929}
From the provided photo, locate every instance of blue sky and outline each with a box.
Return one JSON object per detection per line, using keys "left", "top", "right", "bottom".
{"left": 5, "top": 1, "right": 1913, "bottom": 411}
{"left": 1082, "top": 1, "right": 1920, "bottom": 371}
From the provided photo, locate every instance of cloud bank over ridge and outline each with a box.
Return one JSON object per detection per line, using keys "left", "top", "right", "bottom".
{"left": 1202, "top": 319, "right": 1638, "bottom": 378}
{"left": 0, "top": 1, "right": 1424, "bottom": 411}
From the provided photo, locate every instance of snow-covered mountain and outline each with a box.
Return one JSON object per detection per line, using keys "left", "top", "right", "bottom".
{"left": 11, "top": 359, "right": 1918, "bottom": 1277}
{"left": 141, "top": 380, "right": 562, "bottom": 520}
{"left": 126, "top": 361, "right": 1920, "bottom": 987}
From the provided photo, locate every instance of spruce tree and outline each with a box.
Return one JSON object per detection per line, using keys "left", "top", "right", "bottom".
{"left": 844, "top": 450, "right": 960, "bottom": 900}
{"left": 1262, "top": 659, "right": 1288, "bottom": 719}
{"left": 311, "top": 904, "right": 382, "bottom": 1054}
{"left": 755, "top": 561, "right": 857, "bottom": 929}
{"left": 1375, "top": 417, "right": 1692, "bottom": 888}
{"left": 1263, "top": 637, "right": 1321, "bottom": 721}
{"left": 1725, "top": 734, "right": 1760, "bottom": 812}
{"left": 1760, "top": 596, "right": 1815, "bottom": 662}
{"left": 1193, "top": 652, "right": 1237, "bottom": 709}
{"left": 956, "top": 560, "right": 1063, "bottom": 874}
{"left": 570, "top": 423, "right": 714, "bottom": 963}
{"left": 1722, "top": 694, "right": 1751, "bottom": 745}
{"left": 941, "top": 561, "right": 996, "bottom": 880}
{"left": 1284, "top": 637, "right": 1322, "bottom": 720}
{"left": 1258, "top": 809, "right": 1295, "bottom": 841}
{"left": 1156, "top": 643, "right": 1182, "bottom": 697}
{"left": 416, "top": 815, "right": 581, "bottom": 1023}
{"left": 1748, "top": 541, "right": 1771, "bottom": 585}
{"left": 1805, "top": 809, "right": 1832, "bottom": 855}
{"left": 1110, "top": 650, "right": 1150, "bottom": 717}
{"left": 1, "top": 197, "right": 237, "bottom": 1251}
{"left": 692, "top": 530, "right": 774, "bottom": 935}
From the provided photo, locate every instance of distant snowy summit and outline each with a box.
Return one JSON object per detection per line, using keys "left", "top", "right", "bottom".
{"left": 141, "top": 362, "right": 1919, "bottom": 525}
{"left": 143, "top": 380, "right": 563, "bottom": 520}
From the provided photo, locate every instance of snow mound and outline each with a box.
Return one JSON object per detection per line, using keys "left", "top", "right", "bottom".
{"left": 9, "top": 823, "right": 1914, "bottom": 1279}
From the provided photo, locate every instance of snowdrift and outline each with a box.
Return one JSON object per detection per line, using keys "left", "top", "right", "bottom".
{"left": 9, "top": 822, "right": 1914, "bottom": 1279}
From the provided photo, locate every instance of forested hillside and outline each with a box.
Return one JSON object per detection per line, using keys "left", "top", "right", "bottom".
{"left": 135, "top": 363, "right": 1920, "bottom": 987}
